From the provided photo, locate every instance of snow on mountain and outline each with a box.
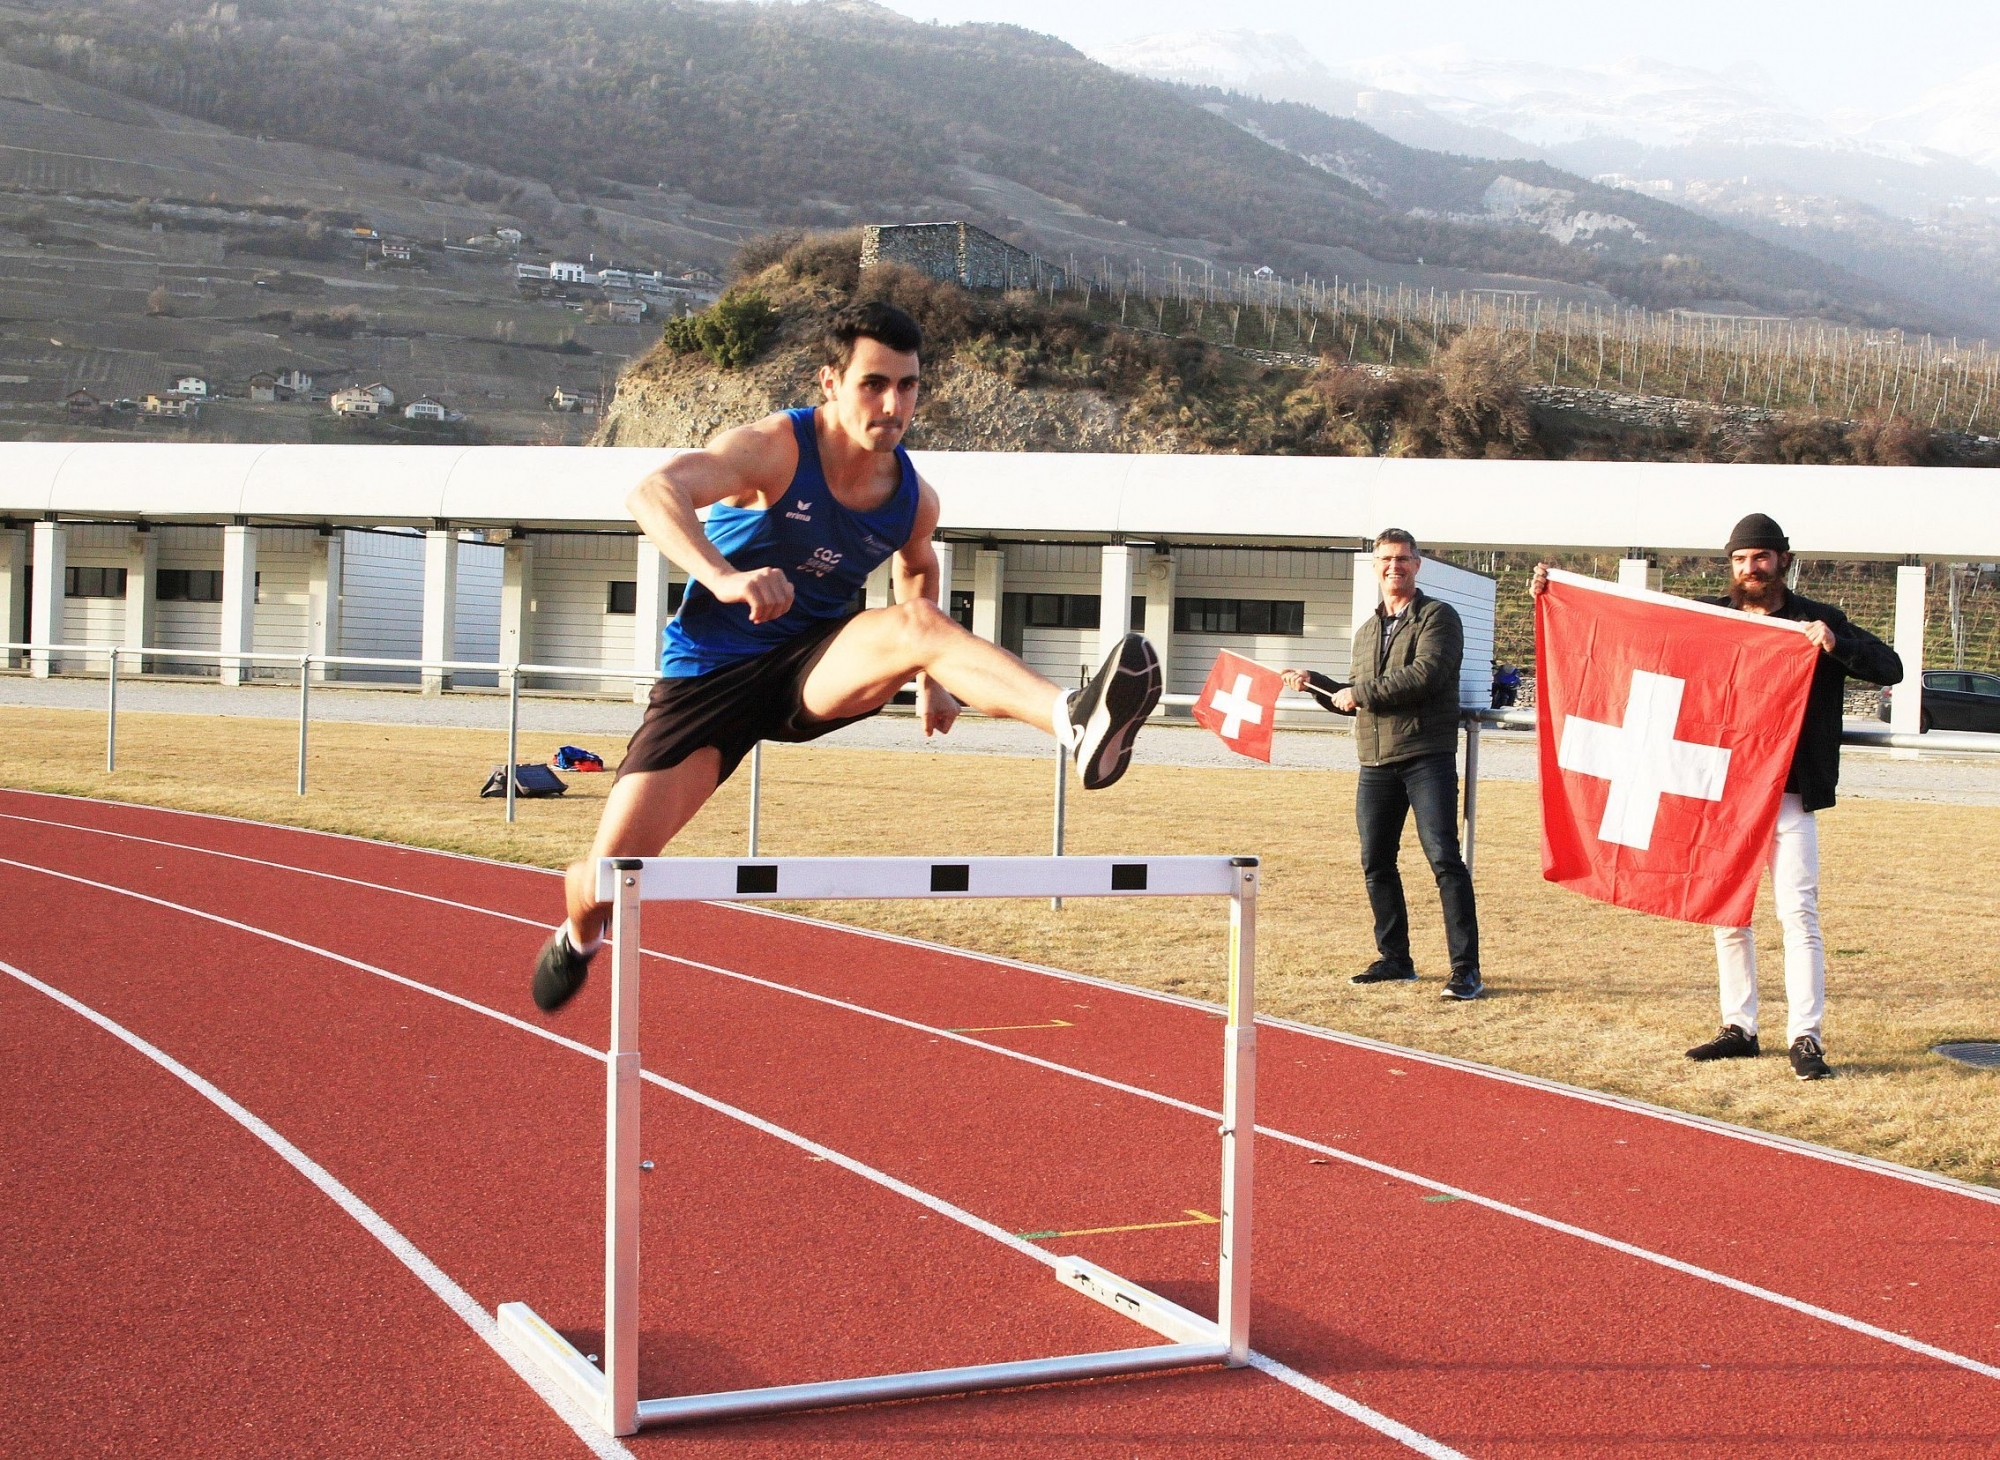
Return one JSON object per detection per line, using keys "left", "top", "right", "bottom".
{"left": 1865, "top": 61, "right": 2000, "bottom": 173}
{"left": 1340, "top": 48, "right": 1834, "bottom": 152}
{"left": 1090, "top": 29, "right": 1362, "bottom": 116}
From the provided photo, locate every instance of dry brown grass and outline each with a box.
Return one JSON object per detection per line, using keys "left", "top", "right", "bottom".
{"left": 4, "top": 704, "right": 1997, "bottom": 1188}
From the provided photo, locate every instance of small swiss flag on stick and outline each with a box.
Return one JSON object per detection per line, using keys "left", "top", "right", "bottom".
{"left": 1194, "top": 651, "right": 1283, "bottom": 762}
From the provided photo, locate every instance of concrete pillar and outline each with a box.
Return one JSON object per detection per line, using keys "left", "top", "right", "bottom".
{"left": 421, "top": 526, "right": 458, "bottom": 694}
{"left": 307, "top": 532, "right": 343, "bottom": 683}
{"left": 632, "top": 538, "right": 672, "bottom": 703}
{"left": 501, "top": 535, "right": 534, "bottom": 684}
{"left": 1619, "top": 555, "right": 1660, "bottom": 592}
{"left": 124, "top": 529, "right": 157, "bottom": 667}
{"left": 220, "top": 523, "right": 257, "bottom": 686}
{"left": 1143, "top": 548, "right": 1177, "bottom": 684}
{"left": 865, "top": 559, "right": 893, "bottom": 610}
{"left": 1890, "top": 563, "right": 1927, "bottom": 748}
{"left": 972, "top": 548, "right": 1006, "bottom": 643}
{"left": 931, "top": 539, "right": 954, "bottom": 614}
{"left": 30, "top": 520, "right": 66, "bottom": 678}
{"left": 1099, "top": 542, "right": 1136, "bottom": 667}
{"left": 0, "top": 528, "right": 25, "bottom": 670}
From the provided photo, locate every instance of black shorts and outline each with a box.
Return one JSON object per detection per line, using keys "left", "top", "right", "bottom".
{"left": 616, "top": 612, "right": 877, "bottom": 785}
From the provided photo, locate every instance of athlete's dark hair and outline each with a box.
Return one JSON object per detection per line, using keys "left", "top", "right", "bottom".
{"left": 824, "top": 301, "right": 923, "bottom": 373}
{"left": 1374, "top": 528, "right": 1420, "bottom": 555}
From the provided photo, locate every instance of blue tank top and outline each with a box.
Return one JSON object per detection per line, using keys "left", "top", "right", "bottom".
{"left": 658, "top": 407, "right": 920, "bottom": 677}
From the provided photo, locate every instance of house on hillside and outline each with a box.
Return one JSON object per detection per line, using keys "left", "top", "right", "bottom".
{"left": 349, "top": 382, "right": 395, "bottom": 407}
{"left": 607, "top": 298, "right": 645, "bottom": 325}
{"left": 331, "top": 385, "right": 382, "bottom": 418}
{"left": 549, "top": 260, "right": 589, "bottom": 284}
{"left": 275, "top": 369, "right": 312, "bottom": 398}
{"left": 515, "top": 262, "right": 551, "bottom": 282}
{"left": 64, "top": 388, "right": 101, "bottom": 416}
{"left": 404, "top": 396, "right": 458, "bottom": 422}
{"left": 174, "top": 376, "right": 210, "bottom": 398}
{"left": 140, "top": 394, "right": 196, "bottom": 420}
{"left": 598, "top": 268, "right": 634, "bottom": 290}
{"left": 381, "top": 241, "right": 414, "bottom": 263}
{"left": 495, "top": 228, "right": 523, "bottom": 246}
{"left": 247, "top": 372, "right": 278, "bottom": 403}
{"left": 548, "top": 386, "right": 600, "bottom": 414}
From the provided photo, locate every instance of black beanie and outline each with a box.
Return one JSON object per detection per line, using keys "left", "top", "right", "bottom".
{"left": 1725, "top": 513, "right": 1789, "bottom": 554}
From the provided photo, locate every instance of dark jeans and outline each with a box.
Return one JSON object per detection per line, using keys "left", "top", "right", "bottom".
{"left": 1356, "top": 751, "right": 1480, "bottom": 977}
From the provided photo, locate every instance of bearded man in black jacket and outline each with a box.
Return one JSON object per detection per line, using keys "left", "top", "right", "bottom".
{"left": 1534, "top": 513, "right": 1901, "bottom": 1080}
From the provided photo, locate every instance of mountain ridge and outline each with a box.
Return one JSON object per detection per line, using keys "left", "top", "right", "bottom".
{"left": 0, "top": 0, "right": 1952, "bottom": 330}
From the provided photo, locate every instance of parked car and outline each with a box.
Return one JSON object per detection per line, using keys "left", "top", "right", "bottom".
{"left": 1879, "top": 671, "right": 2000, "bottom": 733}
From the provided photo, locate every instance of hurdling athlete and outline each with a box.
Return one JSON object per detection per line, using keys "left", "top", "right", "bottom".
{"left": 531, "top": 300, "right": 1162, "bottom": 1011}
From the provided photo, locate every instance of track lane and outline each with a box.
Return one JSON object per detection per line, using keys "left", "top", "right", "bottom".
{"left": 0, "top": 858, "right": 1420, "bottom": 1457}
{"left": 11, "top": 791, "right": 1998, "bottom": 1374}
{"left": 0, "top": 961, "right": 608, "bottom": 1459}
{"left": 11, "top": 824, "right": 2000, "bottom": 1448}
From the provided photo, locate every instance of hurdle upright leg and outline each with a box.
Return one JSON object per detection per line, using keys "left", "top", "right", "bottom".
{"left": 603, "top": 860, "right": 646, "bottom": 1436}
{"left": 1217, "top": 857, "right": 1257, "bottom": 1366}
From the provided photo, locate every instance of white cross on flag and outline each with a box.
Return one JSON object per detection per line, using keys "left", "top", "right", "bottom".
{"left": 1537, "top": 570, "right": 1820, "bottom": 925}
{"left": 1194, "top": 650, "right": 1283, "bottom": 762}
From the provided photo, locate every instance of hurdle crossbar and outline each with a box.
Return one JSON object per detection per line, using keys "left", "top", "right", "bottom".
{"left": 499, "top": 852, "right": 1259, "bottom": 1437}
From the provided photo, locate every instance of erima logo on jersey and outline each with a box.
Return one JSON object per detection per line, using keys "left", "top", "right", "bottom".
{"left": 797, "top": 546, "right": 843, "bottom": 578}
{"left": 784, "top": 499, "right": 814, "bottom": 523}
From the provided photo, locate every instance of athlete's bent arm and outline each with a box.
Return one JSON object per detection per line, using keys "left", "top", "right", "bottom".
{"left": 892, "top": 481, "right": 960, "bottom": 736}
{"left": 626, "top": 420, "right": 798, "bottom": 624}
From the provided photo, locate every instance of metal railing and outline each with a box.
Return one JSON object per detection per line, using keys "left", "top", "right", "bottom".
{"left": 3, "top": 639, "right": 656, "bottom": 824}
{"left": 6, "top": 644, "right": 1997, "bottom": 872}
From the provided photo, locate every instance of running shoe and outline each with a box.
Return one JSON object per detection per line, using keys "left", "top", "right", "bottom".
{"left": 532, "top": 927, "right": 596, "bottom": 1013}
{"left": 1685, "top": 1025, "right": 1759, "bottom": 1061}
{"left": 1439, "top": 972, "right": 1485, "bottom": 1000}
{"left": 1067, "top": 632, "right": 1162, "bottom": 790}
{"left": 1352, "top": 959, "right": 1418, "bottom": 984}
{"left": 1789, "top": 1035, "right": 1834, "bottom": 1081}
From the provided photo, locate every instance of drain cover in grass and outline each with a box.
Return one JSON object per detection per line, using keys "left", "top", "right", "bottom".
{"left": 1932, "top": 1042, "right": 2000, "bottom": 1070}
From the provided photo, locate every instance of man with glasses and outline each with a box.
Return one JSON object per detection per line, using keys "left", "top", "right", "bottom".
{"left": 1285, "top": 529, "right": 1483, "bottom": 1000}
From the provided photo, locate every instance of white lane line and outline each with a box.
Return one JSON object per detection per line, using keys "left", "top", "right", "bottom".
{"left": 8, "top": 800, "right": 1997, "bottom": 1210}
{"left": 0, "top": 856, "right": 1457, "bottom": 1456}
{"left": 8, "top": 824, "right": 2000, "bottom": 1384}
{"left": 0, "top": 955, "right": 634, "bottom": 1460}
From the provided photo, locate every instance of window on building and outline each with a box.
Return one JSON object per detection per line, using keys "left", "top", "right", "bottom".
{"left": 949, "top": 590, "right": 974, "bottom": 629}
{"left": 157, "top": 569, "right": 223, "bottom": 602}
{"left": 606, "top": 580, "right": 637, "bottom": 615}
{"left": 1002, "top": 592, "right": 1147, "bottom": 634}
{"left": 64, "top": 566, "right": 128, "bottom": 599}
{"left": 1175, "top": 597, "right": 1306, "bottom": 636}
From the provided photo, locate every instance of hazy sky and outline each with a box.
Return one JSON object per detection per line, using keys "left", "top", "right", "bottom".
{"left": 872, "top": 1, "right": 1997, "bottom": 117}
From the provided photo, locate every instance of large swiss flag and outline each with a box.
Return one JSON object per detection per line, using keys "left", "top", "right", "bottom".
{"left": 1537, "top": 570, "right": 1820, "bottom": 926}
{"left": 1193, "top": 651, "right": 1282, "bottom": 762}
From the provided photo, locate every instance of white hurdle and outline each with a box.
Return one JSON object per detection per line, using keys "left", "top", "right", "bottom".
{"left": 498, "top": 853, "right": 1259, "bottom": 1436}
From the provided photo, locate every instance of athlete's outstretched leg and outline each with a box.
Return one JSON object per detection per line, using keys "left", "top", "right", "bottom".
{"left": 532, "top": 749, "right": 721, "bottom": 1013}
{"left": 803, "top": 599, "right": 1160, "bottom": 789}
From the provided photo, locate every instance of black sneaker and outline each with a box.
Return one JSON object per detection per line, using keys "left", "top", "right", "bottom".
{"left": 1068, "top": 633, "right": 1162, "bottom": 791}
{"left": 1352, "top": 959, "right": 1418, "bottom": 985}
{"left": 1440, "top": 973, "right": 1484, "bottom": 1001}
{"left": 1789, "top": 1035, "right": 1834, "bottom": 1081}
{"left": 1685, "top": 1025, "right": 1759, "bottom": 1061}
{"left": 532, "top": 928, "right": 596, "bottom": 1013}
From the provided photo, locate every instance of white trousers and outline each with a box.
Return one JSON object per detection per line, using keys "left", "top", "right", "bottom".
{"left": 1713, "top": 793, "right": 1824, "bottom": 1045}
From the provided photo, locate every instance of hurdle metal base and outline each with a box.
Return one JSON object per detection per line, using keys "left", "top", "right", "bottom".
{"left": 500, "top": 1258, "right": 1231, "bottom": 1435}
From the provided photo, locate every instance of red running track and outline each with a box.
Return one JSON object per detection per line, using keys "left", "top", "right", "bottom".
{"left": 3, "top": 786, "right": 1999, "bottom": 1457}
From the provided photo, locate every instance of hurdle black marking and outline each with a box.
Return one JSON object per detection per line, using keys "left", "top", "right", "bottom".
{"left": 499, "top": 853, "right": 1260, "bottom": 1437}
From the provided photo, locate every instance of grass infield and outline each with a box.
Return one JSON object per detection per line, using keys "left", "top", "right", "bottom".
{"left": 3, "top": 703, "right": 1996, "bottom": 1190}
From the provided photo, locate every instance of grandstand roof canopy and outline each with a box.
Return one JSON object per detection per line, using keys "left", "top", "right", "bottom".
{"left": 3, "top": 443, "right": 1992, "bottom": 560}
